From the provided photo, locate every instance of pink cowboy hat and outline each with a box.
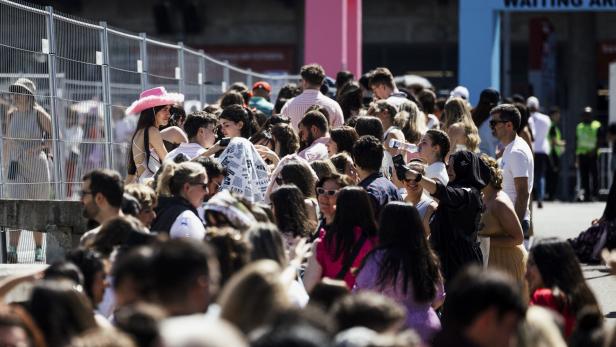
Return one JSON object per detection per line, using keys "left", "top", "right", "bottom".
{"left": 125, "top": 87, "right": 184, "bottom": 115}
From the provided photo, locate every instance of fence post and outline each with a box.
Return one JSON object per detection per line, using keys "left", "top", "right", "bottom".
{"left": 99, "top": 22, "right": 113, "bottom": 170}
{"left": 139, "top": 33, "right": 148, "bottom": 90}
{"left": 198, "top": 50, "right": 206, "bottom": 106}
{"left": 246, "top": 68, "right": 253, "bottom": 88}
{"left": 223, "top": 60, "right": 230, "bottom": 93}
{"left": 45, "top": 6, "right": 64, "bottom": 200}
{"left": 177, "top": 42, "right": 185, "bottom": 94}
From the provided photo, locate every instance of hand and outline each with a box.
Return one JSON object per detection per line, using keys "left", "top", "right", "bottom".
{"left": 255, "top": 145, "right": 279, "bottom": 164}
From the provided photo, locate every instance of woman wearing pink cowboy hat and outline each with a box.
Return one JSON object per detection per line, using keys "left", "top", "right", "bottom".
{"left": 126, "top": 87, "right": 184, "bottom": 184}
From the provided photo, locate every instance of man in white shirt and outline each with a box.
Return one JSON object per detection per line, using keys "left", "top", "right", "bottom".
{"left": 368, "top": 67, "right": 410, "bottom": 110}
{"left": 281, "top": 64, "right": 344, "bottom": 129}
{"left": 526, "top": 96, "right": 551, "bottom": 208}
{"left": 297, "top": 110, "right": 330, "bottom": 162}
{"left": 490, "top": 104, "right": 534, "bottom": 237}
{"left": 166, "top": 112, "right": 217, "bottom": 162}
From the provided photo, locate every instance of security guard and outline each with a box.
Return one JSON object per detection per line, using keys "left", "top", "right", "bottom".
{"left": 576, "top": 107, "right": 602, "bottom": 201}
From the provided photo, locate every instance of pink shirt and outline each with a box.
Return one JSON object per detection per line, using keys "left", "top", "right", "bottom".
{"left": 281, "top": 89, "right": 344, "bottom": 130}
{"left": 315, "top": 227, "right": 377, "bottom": 288}
{"left": 298, "top": 136, "right": 329, "bottom": 162}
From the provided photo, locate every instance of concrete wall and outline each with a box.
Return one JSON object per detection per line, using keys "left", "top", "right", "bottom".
{"left": 0, "top": 200, "right": 86, "bottom": 263}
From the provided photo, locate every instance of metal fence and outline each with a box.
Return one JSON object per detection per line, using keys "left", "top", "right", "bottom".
{"left": 0, "top": 0, "right": 300, "bottom": 202}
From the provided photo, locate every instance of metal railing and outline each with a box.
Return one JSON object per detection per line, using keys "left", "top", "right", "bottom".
{"left": 0, "top": 0, "right": 300, "bottom": 201}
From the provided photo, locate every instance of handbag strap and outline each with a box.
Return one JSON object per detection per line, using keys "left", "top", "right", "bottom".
{"left": 336, "top": 232, "right": 368, "bottom": 280}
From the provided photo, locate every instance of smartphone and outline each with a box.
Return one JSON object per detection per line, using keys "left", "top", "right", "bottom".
{"left": 392, "top": 154, "right": 408, "bottom": 181}
{"left": 219, "top": 137, "right": 231, "bottom": 146}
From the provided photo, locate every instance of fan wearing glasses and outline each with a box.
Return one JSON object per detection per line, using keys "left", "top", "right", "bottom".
{"left": 314, "top": 173, "right": 353, "bottom": 236}
{"left": 150, "top": 161, "right": 208, "bottom": 240}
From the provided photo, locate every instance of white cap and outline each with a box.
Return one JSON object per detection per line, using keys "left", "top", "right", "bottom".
{"left": 450, "top": 86, "right": 469, "bottom": 100}
{"left": 527, "top": 96, "right": 540, "bottom": 110}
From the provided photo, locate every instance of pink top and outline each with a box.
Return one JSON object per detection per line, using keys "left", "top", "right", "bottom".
{"left": 281, "top": 89, "right": 344, "bottom": 130}
{"left": 315, "top": 227, "right": 377, "bottom": 288}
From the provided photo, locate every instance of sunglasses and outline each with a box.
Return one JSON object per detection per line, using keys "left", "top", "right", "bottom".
{"left": 316, "top": 187, "right": 338, "bottom": 196}
{"left": 191, "top": 182, "right": 209, "bottom": 192}
{"left": 489, "top": 119, "right": 509, "bottom": 128}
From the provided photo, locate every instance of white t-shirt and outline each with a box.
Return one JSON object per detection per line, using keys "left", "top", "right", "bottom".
{"left": 426, "top": 114, "right": 440, "bottom": 130}
{"left": 500, "top": 136, "right": 534, "bottom": 220}
{"left": 425, "top": 161, "right": 449, "bottom": 186}
{"left": 166, "top": 143, "right": 207, "bottom": 162}
{"left": 169, "top": 210, "right": 206, "bottom": 240}
{"left": 528, "top": 112, "right": 551, "bottom": 154}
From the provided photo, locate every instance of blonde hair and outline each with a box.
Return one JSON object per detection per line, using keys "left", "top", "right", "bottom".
{"left": 156, "top": 161, "right": 206, "bottom": 197}
{"left": 218, "top": 260, "right": 290, "bottom": 334}
{"left": 480, "top": 154, "right": 502, "bottom": 190}
{"left": 125, "top": 183, "right": 157, "bottom": 209}
{"left": 449, "top": 122, "right": 480, "bottom": 153}
{"left": 395, "top": 102, "right": 427, "bottom": 144}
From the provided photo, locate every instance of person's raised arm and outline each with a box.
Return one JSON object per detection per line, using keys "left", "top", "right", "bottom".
{"left": 513, "top": 177, "right": 529, "bottom": 223}
{"left": 490, "top": 197, "right": 524, "bottom": 247}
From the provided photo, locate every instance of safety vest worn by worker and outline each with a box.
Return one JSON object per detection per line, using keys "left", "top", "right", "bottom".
{"left": 576, "top": 120, "right": 601, "bottom": 155}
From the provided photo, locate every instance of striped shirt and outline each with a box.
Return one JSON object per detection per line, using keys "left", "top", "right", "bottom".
{"left": 281, "top": 89, "right": 344, "bottom": 130}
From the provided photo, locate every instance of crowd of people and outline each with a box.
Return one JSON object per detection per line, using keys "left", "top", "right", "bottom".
{"left": 1, "top": 63, "right": 616, "bottom": 347}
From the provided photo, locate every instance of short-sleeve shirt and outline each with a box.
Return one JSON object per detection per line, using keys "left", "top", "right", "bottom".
{"left": 425, "top": 162, "right": 449, "bottom": 186}
{"left": 528, "top": 112, "right": 552, "bottom": 154}
{"left": 166, "top": 143, "right": 207, "bottom": 162}
{"left": 500, "top": 136, "right": 534, "bottom": 220}
{"left": 281, "top": 89, "right": 344, "bottom": 130}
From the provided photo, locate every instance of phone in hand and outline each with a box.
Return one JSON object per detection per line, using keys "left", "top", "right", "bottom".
{"left": 219, "top": 137, "right": 231, "bottom": 146}
{"left": 392, "top": 154, "right": 409, "bottom": 182}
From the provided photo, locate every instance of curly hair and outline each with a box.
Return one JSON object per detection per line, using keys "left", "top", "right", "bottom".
{"left": 480, "top": 154, "right": 503, "bottom": 190}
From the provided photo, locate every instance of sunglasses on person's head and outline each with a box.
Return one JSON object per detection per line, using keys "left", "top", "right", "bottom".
{"left": 316, "top": 187, "right": 338, "bottom": 196}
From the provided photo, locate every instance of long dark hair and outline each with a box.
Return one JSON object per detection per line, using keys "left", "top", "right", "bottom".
{"left": 530, "top": 238, "right": 601, "bottom": 317}
{"left": 28, "top": 281, "right": 97, "bottom": 347}
{"left": 325, "top": 187, "right": 378, "bottom": 261}
{"left": 128, "top": 105, "right": 166, "bottom": 175}
{"left": 371, "top": 202, "right": 441, "bottom": 302}
{"left": 271, "top": 185, "right": 314, "bottom": 238}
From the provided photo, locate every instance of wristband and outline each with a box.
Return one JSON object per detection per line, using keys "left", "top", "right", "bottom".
{"left": 414, "top": 173, "right": 423, "bottom": 183}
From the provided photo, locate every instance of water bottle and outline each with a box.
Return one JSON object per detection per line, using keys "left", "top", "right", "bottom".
{"left": 178, "top": 217, "right": 191, "bottom": 238}
{"left": 389, "top": 139, "right": 418, "bottom": 153}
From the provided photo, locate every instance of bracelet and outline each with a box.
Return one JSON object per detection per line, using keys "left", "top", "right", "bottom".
{"left": 414, "top": 173, "right": 423, "bottom": 183}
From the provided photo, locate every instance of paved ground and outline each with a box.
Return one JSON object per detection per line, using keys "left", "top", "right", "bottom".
{"left": 531, "top": 201, "right": 615, "bottom": 323}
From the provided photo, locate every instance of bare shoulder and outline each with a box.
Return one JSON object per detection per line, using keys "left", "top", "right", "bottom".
{"left": 494, "top": 192, "right": 515, "bottom": 210}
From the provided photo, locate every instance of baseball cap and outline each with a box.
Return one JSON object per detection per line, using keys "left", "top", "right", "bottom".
{"left": 450, "top": 86, "right": 469, "bottom": 100}
{"left": 526, "top": 96, "right": 540, "bottom": 109}
{"left": 252, "top": 81, "right": 271, "bottom": 92}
